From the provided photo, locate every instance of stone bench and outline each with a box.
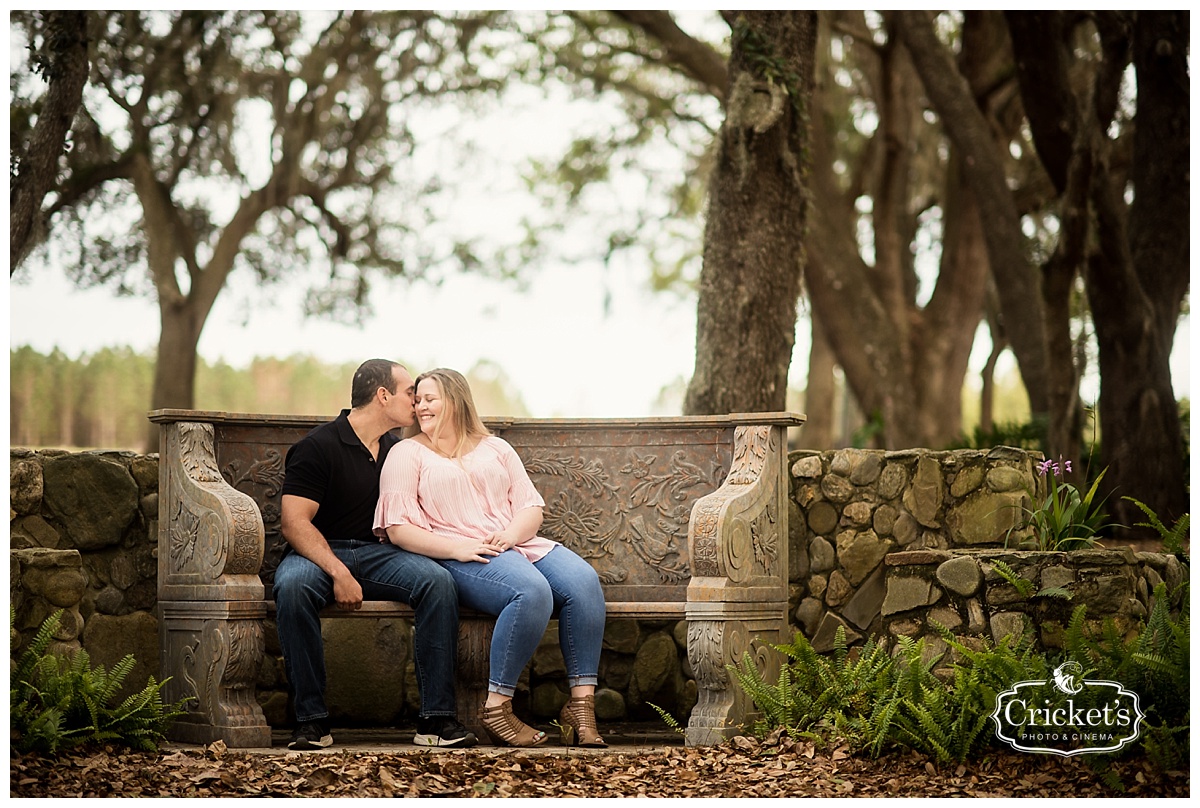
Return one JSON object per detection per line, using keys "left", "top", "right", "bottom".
{"left": 149, "top": 409, "right": 804, "bottom": 748}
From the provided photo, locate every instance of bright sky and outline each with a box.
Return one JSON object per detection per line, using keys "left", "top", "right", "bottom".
{"left": 8, "top": 246, "right": 727, "bottom": 418}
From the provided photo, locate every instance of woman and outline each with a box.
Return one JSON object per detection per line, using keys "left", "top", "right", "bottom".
{"left": 374, "top": 368, "right": 607, "bottom": 748}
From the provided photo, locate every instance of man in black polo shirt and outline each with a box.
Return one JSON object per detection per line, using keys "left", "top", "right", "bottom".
{"left": 274, "top": 358, "right": 475, "bottom": 749}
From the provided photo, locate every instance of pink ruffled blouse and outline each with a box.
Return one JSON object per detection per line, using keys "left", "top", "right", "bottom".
{"left": 373, "top": 435, "right": 558, "bottom": 562}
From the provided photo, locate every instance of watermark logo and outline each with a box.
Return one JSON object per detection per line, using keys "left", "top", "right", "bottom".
{"left": 992, "top": 661, "right": 1144, "bottom": 756}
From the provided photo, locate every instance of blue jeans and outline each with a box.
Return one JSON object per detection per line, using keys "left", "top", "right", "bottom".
{"left": 439, "top": 544, "right": 606, "bottom": 696}
{"left": 273, "top": 540, "right": 460, "bottom": 723}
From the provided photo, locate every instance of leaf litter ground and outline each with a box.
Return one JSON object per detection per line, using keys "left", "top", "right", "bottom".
{"left": 10, "top": 731, "right": 1188, "bottom": 798}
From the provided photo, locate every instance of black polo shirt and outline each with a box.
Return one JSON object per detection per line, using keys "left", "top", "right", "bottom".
{"left": 281, "top": 409, "right": 401, "bottom": 543}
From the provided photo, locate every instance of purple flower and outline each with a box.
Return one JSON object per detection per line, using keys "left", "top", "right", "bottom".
{"left": 1038, "top": 457, "right": 1073, "bottom": 477}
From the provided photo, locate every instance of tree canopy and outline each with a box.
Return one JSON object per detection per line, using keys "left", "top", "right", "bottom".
{"left": 9, "top": 11, "right": 1189, "bottom": 533}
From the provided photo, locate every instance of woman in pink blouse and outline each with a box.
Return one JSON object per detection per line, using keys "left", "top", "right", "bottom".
{"left": 374, "top": 368, "right": 607, "bottom": 748}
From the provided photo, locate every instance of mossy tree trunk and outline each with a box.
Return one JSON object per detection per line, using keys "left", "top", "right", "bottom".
{"left": 684, "top": 11, "right": 818, "bottom": 416}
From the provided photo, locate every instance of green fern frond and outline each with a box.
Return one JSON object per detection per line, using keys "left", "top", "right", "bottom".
{"left": 1122, "top": 497, "right": 1189, "bottom": 557}
{"left": 647, "top": 702, "right": 686, "bottom": 735}
{"left": 990, "top": 559, "right": 1035, "bottom": 599}
{"left": 1130, "top": 651, "right": 1182, "bottom": 678}
{"left": 99, "top": 655, "right": 136, "bottom": 703}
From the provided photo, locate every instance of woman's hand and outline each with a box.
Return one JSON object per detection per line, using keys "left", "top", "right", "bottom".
{"left": 483, "top": 530, "right": 522, "bottom": 552}
{"left": 451, "top": 539, "right": 503, "bottom": 564}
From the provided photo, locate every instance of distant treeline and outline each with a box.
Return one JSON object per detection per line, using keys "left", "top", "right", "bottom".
{"left": 10, "top": 347, "right": 529, "bottom": 450}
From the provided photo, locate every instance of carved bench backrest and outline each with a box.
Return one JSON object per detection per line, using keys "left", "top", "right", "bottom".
{"left": 153, "top": 410, "right": 802, "bottom": 607}
{"left": 204, "top": 418, "right": 735, "bottom": 604}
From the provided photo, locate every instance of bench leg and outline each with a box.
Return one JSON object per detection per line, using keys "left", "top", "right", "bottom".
{"left": 159, "top": 601, "right": 272, "bottom": 748}
{"left": 685, "top": 616, "right": 784, "bottom": 746}
{"left": 455, "top": 616, "right": 495, "bottom": 742}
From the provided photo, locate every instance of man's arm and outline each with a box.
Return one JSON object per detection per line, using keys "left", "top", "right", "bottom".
{"left": 281, "top": 493, "right": 363, "bottom": 611}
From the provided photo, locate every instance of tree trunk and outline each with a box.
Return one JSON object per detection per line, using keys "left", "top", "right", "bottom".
{"left": 684, "top": 11, "right": 817, "bottom": 415}
{"left": 913, "top": 160, "right": 990, "bottom": 445}
{"left": 894, "top": 11, "right": 1051, "bottom": 422}
{"left": 1006, "top": 11, "right": 1093, "bottom": 474}
{"left": 801, "top": 13, "right": 995, "bottom": 450}
{"left": 1009, "top": 11, "right": 1189, "bottom": 536}
{"left": 152, "top": 300, "right": 203, "bottom": 413}
{"left": 130, "top": 151, "right": 202, "bottom": 450}
{"left": 801, "top": 311, "right": 837, "bottom": 448}
{"left": 10, "top": 11, "right": 89, "bottom": 271}
{"left": 1087, "top": 11, "right": 1189, "bottom": 535}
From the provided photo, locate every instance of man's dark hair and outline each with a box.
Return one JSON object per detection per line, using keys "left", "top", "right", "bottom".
{"left": 351, "top": 359, "right": 402, "bottom": 408}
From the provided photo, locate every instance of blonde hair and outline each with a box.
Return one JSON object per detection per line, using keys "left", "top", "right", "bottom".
{"left": 411, "top": 368, "right": 490, "bottom": 456}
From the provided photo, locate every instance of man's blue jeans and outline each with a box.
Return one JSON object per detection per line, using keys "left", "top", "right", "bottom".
{"left": 273, "top": 540, "right": 460, "bottom": 723}
{"left": 439, "top": 544, "right": 606, "bottom": 696}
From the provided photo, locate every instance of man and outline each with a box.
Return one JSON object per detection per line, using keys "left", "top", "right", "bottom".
{"left": 274, "top": 358, "right": 476, "bottom": 749}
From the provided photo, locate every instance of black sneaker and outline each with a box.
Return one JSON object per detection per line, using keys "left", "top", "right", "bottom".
{"left": 413, "top": 716, "right": 477, "bottom": 748}
{"left": 288, "top": 720, "right": 333, "bottom": 750}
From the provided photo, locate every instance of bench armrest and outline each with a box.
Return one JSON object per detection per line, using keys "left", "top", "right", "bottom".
{"left": 158, "top": 421, "right": 266, "bottom": 601}
{"left": 688, "top": 424, "right": 789, "bottom": 599}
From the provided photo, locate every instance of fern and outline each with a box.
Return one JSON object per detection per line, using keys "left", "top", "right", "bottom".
{"left": 11, "top": 609, "right": 191, "bottom": 754}
{"left": 646, "top": 702, "right": 686, "bottom": 735}
{"left": 728, "top": 627, "right": 898, "bottom": 747}
{"left": 887, "top": 635, "right": 1005, "bottom": 764}
{"left": 1059, "top": 581, "right": 1190, "bottom": 767}
{"left": 989, "top": 559, "right": 1035, "bottom": 599}
{"left": 1122, "top": 497, "right": 1189, "bottom": 558}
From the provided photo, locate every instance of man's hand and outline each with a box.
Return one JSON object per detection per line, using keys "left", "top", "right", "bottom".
{"left": 331, "top": 569, "right": 364, "bottom": 611}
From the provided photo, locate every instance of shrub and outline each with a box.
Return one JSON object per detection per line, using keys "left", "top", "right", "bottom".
{"left": 11, "top": 609, "right": 190, "bottom": 754}
{"left": 728, "top": 627, "right": 895, "bottom": 748}
{"left": 1063, "top": 582, "right": 1190, "bottom": 768}
{"left": 732, "top": 584, "right": 1188, "bottom": 767}
{"left": 729, "top": 626, "right": 1047, "bottom": 763}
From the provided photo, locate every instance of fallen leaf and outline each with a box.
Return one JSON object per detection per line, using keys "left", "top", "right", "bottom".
{"left": 306, "top": 766, "right": 339, "bottom": 788}
{"left": 378, "top": 765, "right": 403, "bottom": 792}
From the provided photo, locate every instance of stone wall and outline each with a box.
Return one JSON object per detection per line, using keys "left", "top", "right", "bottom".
{"left": 10, "top": 449, "right": 161, "bottom": 696}
{"left": 11, "top": 446, "right": 1186, "bottom": 729}
{"left": 880, "top": 547, "right": 1188, "bottom": 668}
{"left": 787, "top": 446, "right": 1048, "bottom": 652}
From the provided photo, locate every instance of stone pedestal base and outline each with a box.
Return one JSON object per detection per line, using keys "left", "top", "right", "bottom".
{"left": 159, "top": 600, "right": 272, "bottom": 748}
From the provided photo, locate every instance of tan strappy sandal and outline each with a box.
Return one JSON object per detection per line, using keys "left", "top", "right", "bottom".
{"left": 559, "top": 695, "right": 607, "bottom": 748}
{"left": 480, "top": 701, "right": 548, "bottom": 747}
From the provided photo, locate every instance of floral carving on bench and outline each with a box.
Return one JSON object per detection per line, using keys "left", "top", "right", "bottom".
{"left": 523, "top": 447, "right": 724, "bottom": 587}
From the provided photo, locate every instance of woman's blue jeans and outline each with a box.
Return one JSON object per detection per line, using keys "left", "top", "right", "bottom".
{"left": 273, "top": 540, "right": 460, "bottom": 723}
{"left": 439, "top": 544, "right": 606, "bottom": 696}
